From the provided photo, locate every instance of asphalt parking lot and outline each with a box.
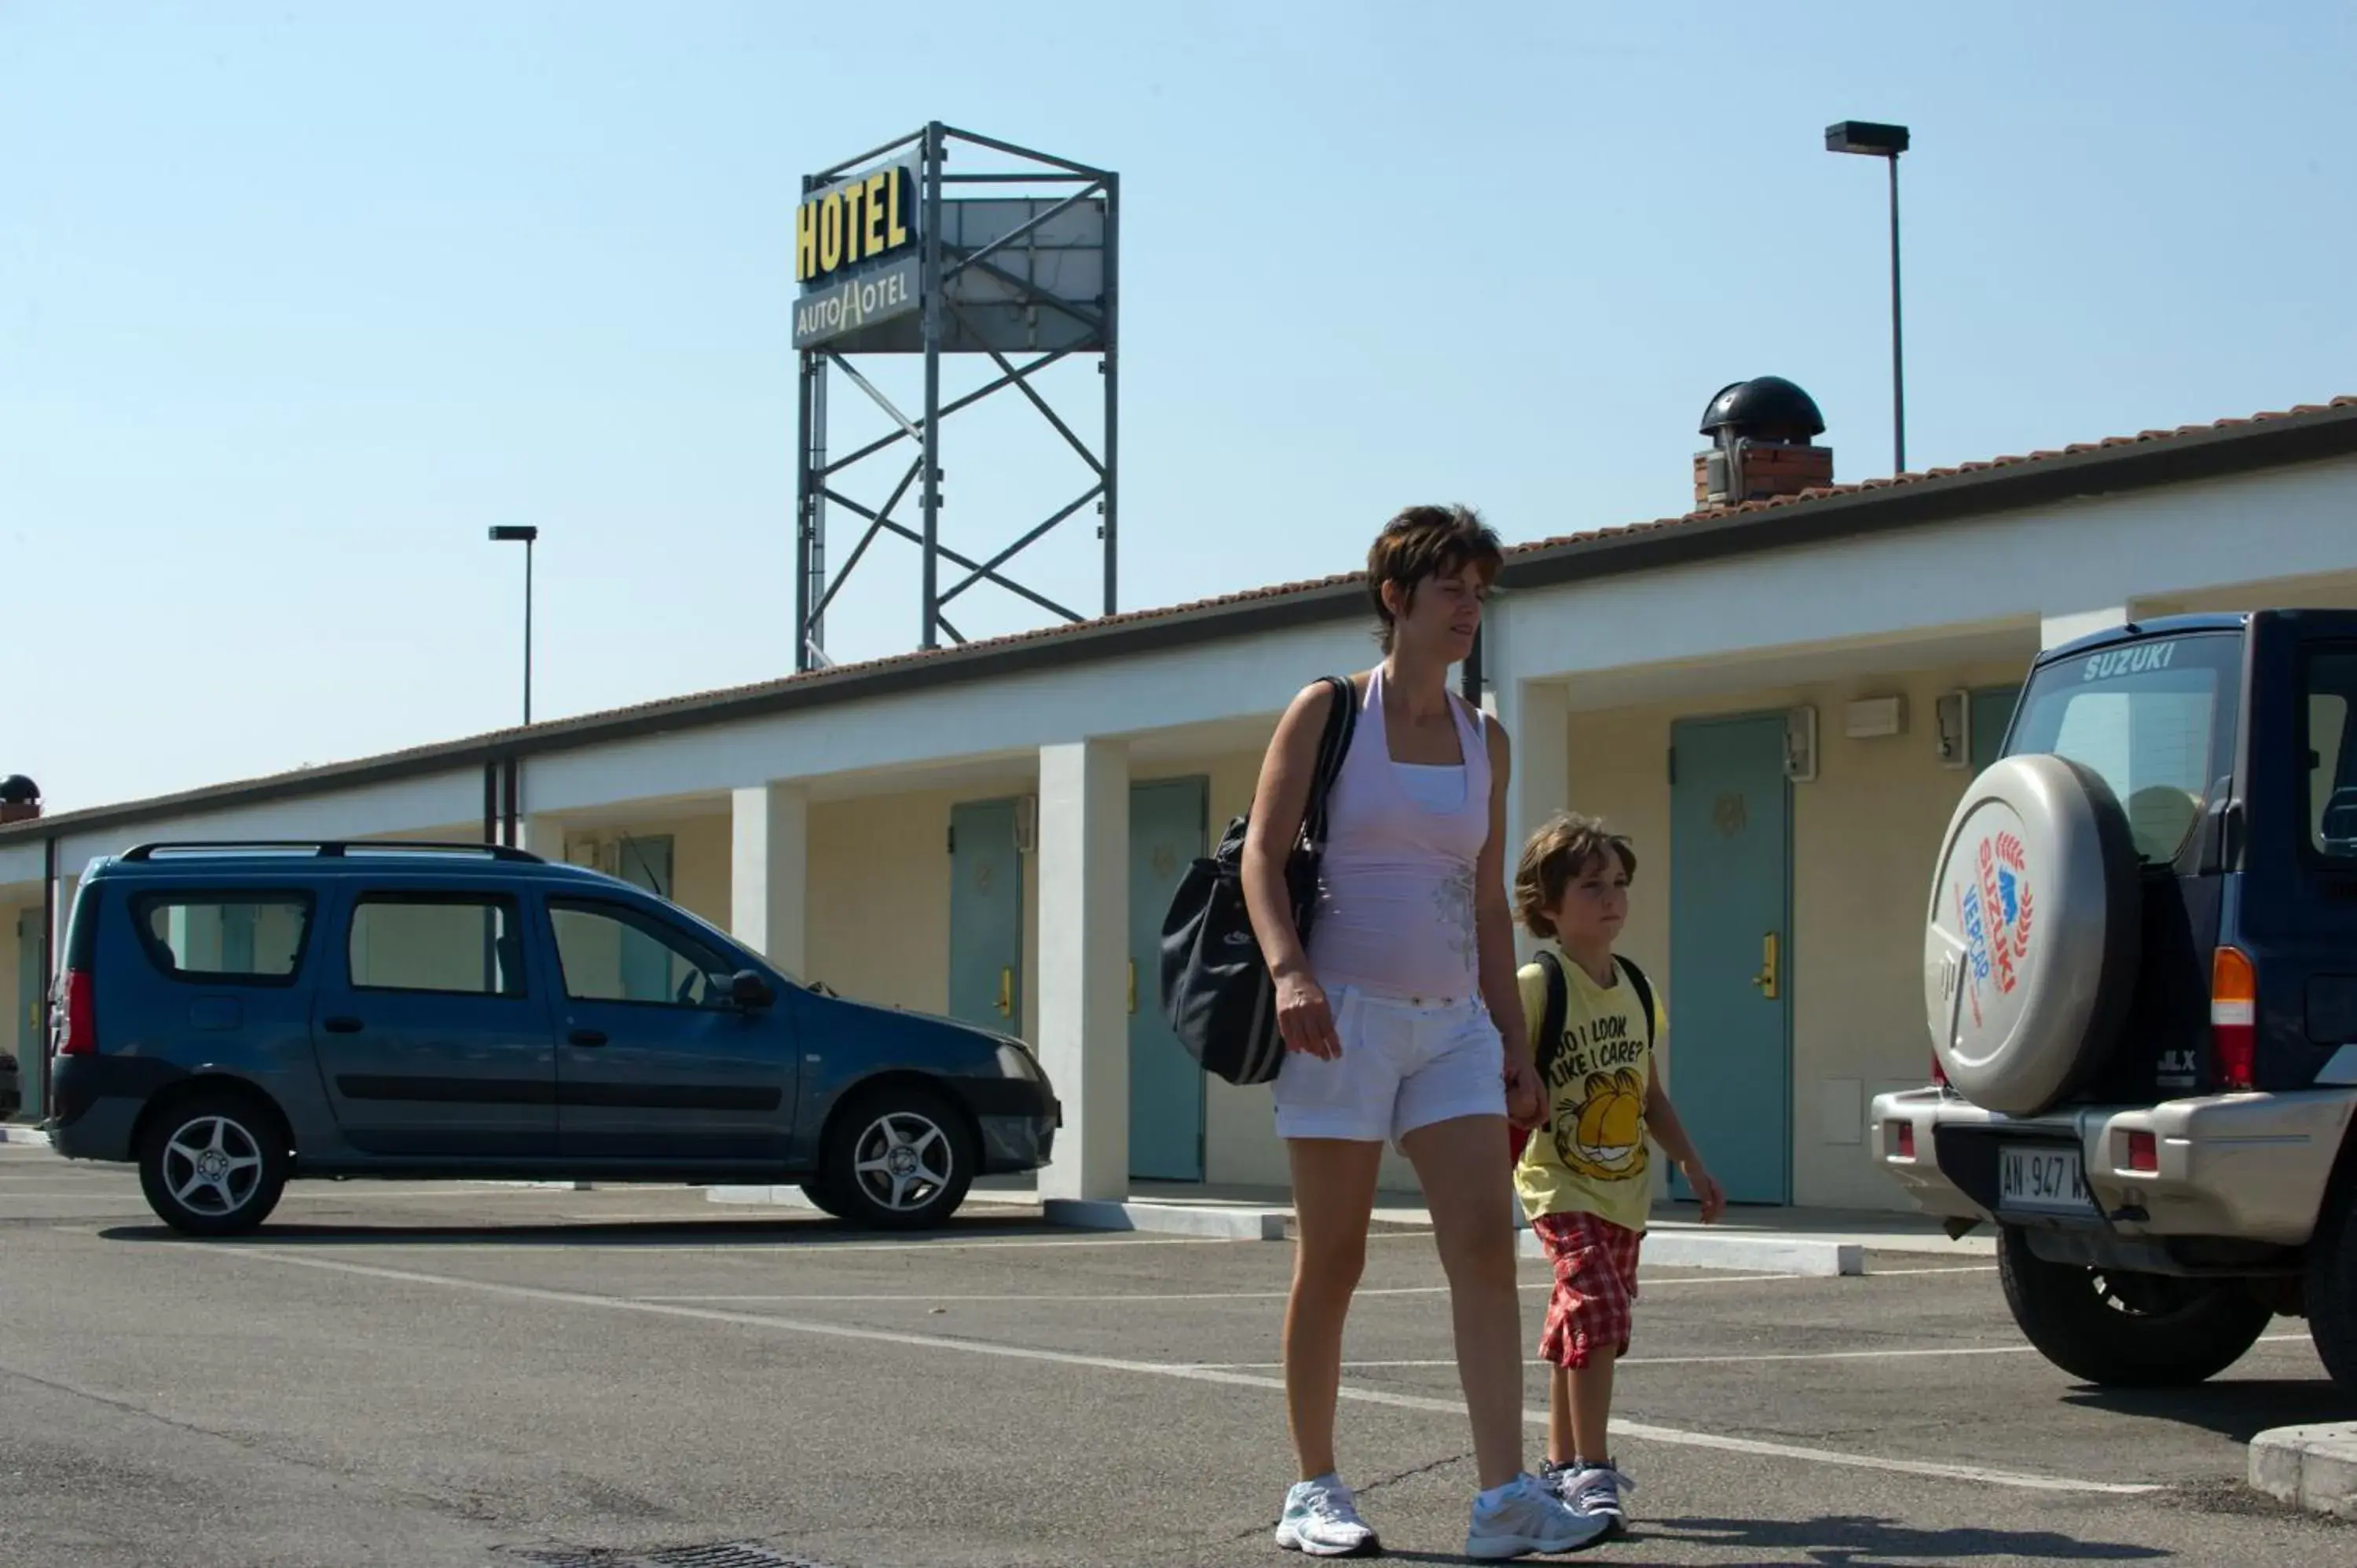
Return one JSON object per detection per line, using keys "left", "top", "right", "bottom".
{"left": 4, "top": 1141, "right": 2355, "bottom": 1566}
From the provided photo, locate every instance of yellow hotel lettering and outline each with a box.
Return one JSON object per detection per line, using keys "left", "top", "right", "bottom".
{"left": 794, "top": 164, "right": 913, "bottom": 284}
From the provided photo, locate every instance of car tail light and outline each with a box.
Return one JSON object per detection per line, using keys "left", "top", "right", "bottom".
{"left": 2127, "top": 1130, "right": 2158, "bottom": 1173}
{"left": 1894, "top": 1121, "right": 1917, "bottom": 1159}
{"left": 2212, "top": 947, "right": 2256, "bottom": 1090}
{"left": 1930, "top": 1051, "right": 1948, "bottom": 1089}
{"left": 56, "top": 969, "right": 96, "bottom": 1057}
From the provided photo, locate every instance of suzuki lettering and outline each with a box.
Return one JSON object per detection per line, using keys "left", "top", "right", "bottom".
{"left": 2082, "top": 641, "right": 2179, "bottom": 683}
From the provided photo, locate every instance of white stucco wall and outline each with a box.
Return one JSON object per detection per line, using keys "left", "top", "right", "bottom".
{"left": 1489, "top": 456, "right": 2357, "bottom": 687}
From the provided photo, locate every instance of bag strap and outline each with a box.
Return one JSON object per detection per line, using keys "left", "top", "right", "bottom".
{"left": 1534, "top": 948, "right": 1569, "bottom": 1132}
{"left": 1615, "top": 954, "right": 1658, "bottom": 1052}
{"left": 1299, "top": 674, "right": 1358, "bottom": 851}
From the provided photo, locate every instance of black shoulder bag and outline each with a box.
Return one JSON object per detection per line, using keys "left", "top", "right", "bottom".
{"left": 1157, "top": 676, "right": 1358, "bottom": 1086}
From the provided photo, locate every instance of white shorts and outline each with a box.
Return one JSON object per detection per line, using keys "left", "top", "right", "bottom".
{"left": 1271, "top": 985, "right": 1508, "bottom": 1147}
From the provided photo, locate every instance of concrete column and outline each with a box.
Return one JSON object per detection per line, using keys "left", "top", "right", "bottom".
{"left": 1494, "top": 676, "right": 1571, "bottom": 960}
{"left": 2041, "top": 606, "right": 2132, "bottom": 651}
{"left": 731, "top": 783, "right": 809, "bottom": 978}
{"left": 1035, "top": 739, "right": 1129, "bottom": 1203}
{"left": 514, "top": 815, "right": 564, "bottom": 860}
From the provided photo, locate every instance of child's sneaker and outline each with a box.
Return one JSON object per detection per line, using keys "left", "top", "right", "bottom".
{"left": 1543, "top": 1459, "right": 1635, "bottom": 1535}
{"left": 1464, "top": 1472, "right": 1608, "bottom": 1559}
{"left": 1274, "top": 1474, "right": 1380, "bottom": 1557}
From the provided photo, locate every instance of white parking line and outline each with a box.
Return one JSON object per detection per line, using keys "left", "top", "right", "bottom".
{"left": 196, "top": 1231, "right": 1246, "bottom": 1256}
{"left": 1186, "top": 1333, "right": 2317, "bottom": 1370}
{"left": 636, "top": 1273, "right": 1805, "bottom": 1304}
{"left": 200, "top": 1246, "right": 2161, "bottom": 1497}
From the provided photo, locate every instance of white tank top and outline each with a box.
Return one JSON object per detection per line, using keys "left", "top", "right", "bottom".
{"left": 1305, "top": 668, "right": 1493, "bottom": 1001}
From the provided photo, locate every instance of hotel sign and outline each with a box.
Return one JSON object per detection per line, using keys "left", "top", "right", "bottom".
{"left": 794, "top": 156, "right": 922, "bottom": 350}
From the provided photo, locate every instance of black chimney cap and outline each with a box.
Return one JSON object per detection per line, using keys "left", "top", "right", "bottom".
{"left": 0, "top": 775, "right": 37, "bottom": 805}
{"left": 1699, "top": 376, "right": 1826, "bottom": 441}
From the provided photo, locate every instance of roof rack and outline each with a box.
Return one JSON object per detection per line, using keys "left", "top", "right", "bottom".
{"left": 119, "top": 840, "right": 545, "bottom": 864}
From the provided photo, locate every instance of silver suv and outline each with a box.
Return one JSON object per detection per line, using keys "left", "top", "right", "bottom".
{"left": 1873, "top": 610, "right": 2357, "bottom": 1390}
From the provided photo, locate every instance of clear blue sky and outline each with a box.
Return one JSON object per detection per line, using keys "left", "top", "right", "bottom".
{"left": 5, "top": 2, "right": 2352, "bottom": 812}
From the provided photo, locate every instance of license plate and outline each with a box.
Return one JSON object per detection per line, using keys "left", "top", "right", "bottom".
{"left": 2000, "top": 1144, "right": 2088, "bottom": 1214}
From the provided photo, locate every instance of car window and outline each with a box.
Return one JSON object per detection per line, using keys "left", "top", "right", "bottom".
{"left": 2304, "top": 646, "right": 2357, "bottom": 860}
{"left": 346, "top": 895, "right": 526, "bottom": 997}
{"left": 2008, "top": 632, "right": 2242, "bottom": 865}
{"left": 134, "top": 893, "right": 311, "bottom": 984}
{"left": 548, "top": 898, "right": 735, "bottom": 1008}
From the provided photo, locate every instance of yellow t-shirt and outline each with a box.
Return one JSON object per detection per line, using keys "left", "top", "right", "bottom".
{"left": 1513, "top": 947, "right": 1665, "bottom": 1233}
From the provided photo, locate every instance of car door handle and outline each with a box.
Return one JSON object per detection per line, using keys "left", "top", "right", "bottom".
{"left": 568, "top": 1028, "right": 609, "bottom": 1048}
{"left": 322, "top": 1016, "right": 364, "bottom": 1035}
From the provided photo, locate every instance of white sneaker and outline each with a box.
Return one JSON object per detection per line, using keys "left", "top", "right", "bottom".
{"left": 1544, "top": 1460, "right": 1634, "bottom": 1535}
{"left": 1464, "top": 1472, "right": 1609, "bottom": 1559}
{"left": 1274, "top": 1474, "right": 1380, "bottom": 1557}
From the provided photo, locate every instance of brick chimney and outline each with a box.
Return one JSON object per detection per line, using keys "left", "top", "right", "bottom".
{"left": 1694, "top": 376, "right": 1834, "bottom": 507}
{"left": 0, "top": 775, "right": 40, "bottom": 825}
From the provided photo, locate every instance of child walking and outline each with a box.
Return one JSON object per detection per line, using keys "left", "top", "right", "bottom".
{"left": 1510, "top": 813, "right": 1725, "bottom": 1537}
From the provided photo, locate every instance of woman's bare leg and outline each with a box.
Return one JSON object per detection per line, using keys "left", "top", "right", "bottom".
{"left": 1284, "top": 1137, "right": 1384, "bottom": 1479}
{"left": 1401, "top": 1112, "right": 1527, "bottom": 1489}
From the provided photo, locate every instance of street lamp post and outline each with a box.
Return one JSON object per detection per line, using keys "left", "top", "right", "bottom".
{"left": 488, "top": 526, "right": 539, "bottom": 725}
{"left": 1825, "top": 119, "right": 1911, "bottom": 475}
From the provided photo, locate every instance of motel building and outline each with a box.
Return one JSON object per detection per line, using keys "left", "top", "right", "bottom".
{"left": 9, "top": 383, "right": 2357, "bottom": 1216}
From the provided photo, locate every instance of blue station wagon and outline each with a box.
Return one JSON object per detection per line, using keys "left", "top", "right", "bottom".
{"left": 42, "top": 841, "right": 1059, "bottom": 1235}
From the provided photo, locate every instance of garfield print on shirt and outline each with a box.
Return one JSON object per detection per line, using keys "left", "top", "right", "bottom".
{"left": 1514, "top": 949, "right": 1664, "bottom": 1235}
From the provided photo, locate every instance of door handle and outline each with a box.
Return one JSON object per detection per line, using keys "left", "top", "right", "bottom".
{"left": 568, "top": 1028, "right": 609, "bottom": 1048}
{"left": 322, "top": 1016, "right": 364, "bottom": 1035}
{"left": 1749, "top": 932, "right": 1780, "bottom": 1001}
{"left": 997, "top": 967, "right": 1013, "bottom": 1018}
{"left": 1128, "top": 959, "right": 1138, "bottom": 1015}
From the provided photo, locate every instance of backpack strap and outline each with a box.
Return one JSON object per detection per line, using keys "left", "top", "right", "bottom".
{"left": 1615, "top": 954, "right": 1658, "bottom": 1052}
{"left": 1533, "top": 948, "right": 1569, "bottom": 1132}
{"left": 1299, "top": 675, "right": 1358, "bottom": 851}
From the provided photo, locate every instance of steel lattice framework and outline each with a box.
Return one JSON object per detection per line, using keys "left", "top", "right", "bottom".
{"left": 793, "top": 123, "right": 1116, "bottom": 671}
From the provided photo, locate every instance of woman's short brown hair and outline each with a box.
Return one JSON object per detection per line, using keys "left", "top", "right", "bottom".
{"left": 1514, "top": 812, "right": 1638, "bottom": 940}
{"left": 1365, "top": 504, "right": 1504, "bottom": 652}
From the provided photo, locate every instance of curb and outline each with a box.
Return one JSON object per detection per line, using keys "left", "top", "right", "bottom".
{"left": 0, "top": 1125, "right": 52, "bottom": 1148}
{"left": 2251, "top": 1423, "right": 2357, "bottom": 1518}
{"left": 1521, "top": 1225, "right": 1862, "bottom": 1277}
{"left": 704, "top": 1184, "right": 1036, "bottom": 1214}
{"left": 1043, "top": 1198, "right": 1289, "bottom": 1241}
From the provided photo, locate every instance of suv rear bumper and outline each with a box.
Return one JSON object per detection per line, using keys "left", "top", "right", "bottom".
{"left": 1871, "top": 1085, "right": 2357, "bottom": 1249}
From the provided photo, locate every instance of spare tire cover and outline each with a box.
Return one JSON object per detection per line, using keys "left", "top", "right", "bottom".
{"left": 1923, "top": 754, "right": 2142, "bottom": 1116}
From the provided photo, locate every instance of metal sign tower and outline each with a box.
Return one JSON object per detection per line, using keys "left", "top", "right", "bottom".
{"left": 791, "top": 123, "right": 1118, "bottom": 671}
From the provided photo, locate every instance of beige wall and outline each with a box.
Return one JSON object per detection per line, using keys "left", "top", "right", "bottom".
{"left": 806, "top": 787, "right": 973, "bottom": 1020}
{"left": 2, "top": 900, "right": 31, "bottom": 1066}
{"left": 553, "top": 815, "right": 731, "bottom": 930}
{"left": 1563, "top": 659, "right": 2033, "bottom": 1211}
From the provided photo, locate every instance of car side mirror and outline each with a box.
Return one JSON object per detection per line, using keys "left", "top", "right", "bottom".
{"left": 728, "top": 970, "right": 776, "bottom": 1011}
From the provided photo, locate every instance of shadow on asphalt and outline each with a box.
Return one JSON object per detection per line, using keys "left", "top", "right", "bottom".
{"left": 2064, "top": 1376, "right": 2357, "bottom": 1442}
{"left": 1644, "top": 1515, "right": 2168, "bottom": 1562}
{"left": 91, "top": 1212, "right": 1083, "bottom": 1247}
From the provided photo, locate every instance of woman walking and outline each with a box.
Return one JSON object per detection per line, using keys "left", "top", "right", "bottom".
{"left": 1244, "top": 505, "right": 1602, "bottom": 1559}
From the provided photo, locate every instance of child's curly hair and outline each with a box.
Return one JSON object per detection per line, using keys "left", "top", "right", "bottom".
{"left": 1514, "top": 812, "right": 1638, "bottom": 940}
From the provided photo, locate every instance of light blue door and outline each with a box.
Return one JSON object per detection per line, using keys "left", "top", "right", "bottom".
{"left": 1971, "top": 686, "right": 2022, "bottom": 773}
{"left": 1669, "top": 715, "right": 1793, "bottom": 1206}
{"left": 614, "top": 834, "right": 678, "bottom": 1002}
{"left": 1129, "top": 777, "right": 1207, "bottom": 1181}
{"left": 16, "top": 907, "right": 42, "bottom": 1120}
{"left": 949, "top": 800, "right": 1023, "bottom": 1034}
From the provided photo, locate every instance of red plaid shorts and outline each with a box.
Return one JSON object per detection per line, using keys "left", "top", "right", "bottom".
{"left": 1533, "top": 1211, "right": 1643, "bottom": 1370}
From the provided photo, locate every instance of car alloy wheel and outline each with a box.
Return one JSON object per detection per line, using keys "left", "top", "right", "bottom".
{"left": 161, "top": 1113, "right": 269, "bottom": 1218}
{"left": 850, "top": 1108, "right": 955, "bottom": 1214}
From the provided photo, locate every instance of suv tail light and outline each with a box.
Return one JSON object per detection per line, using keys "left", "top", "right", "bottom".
{"left": 56, "top": 969, "right": 96, "bottom": 1057}
{"left": 2212, "top": 947, "right": 2256, "bottom": 1090}
{"left": 1930, "top": 1051, "right": 1948, "bottom": 1089}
